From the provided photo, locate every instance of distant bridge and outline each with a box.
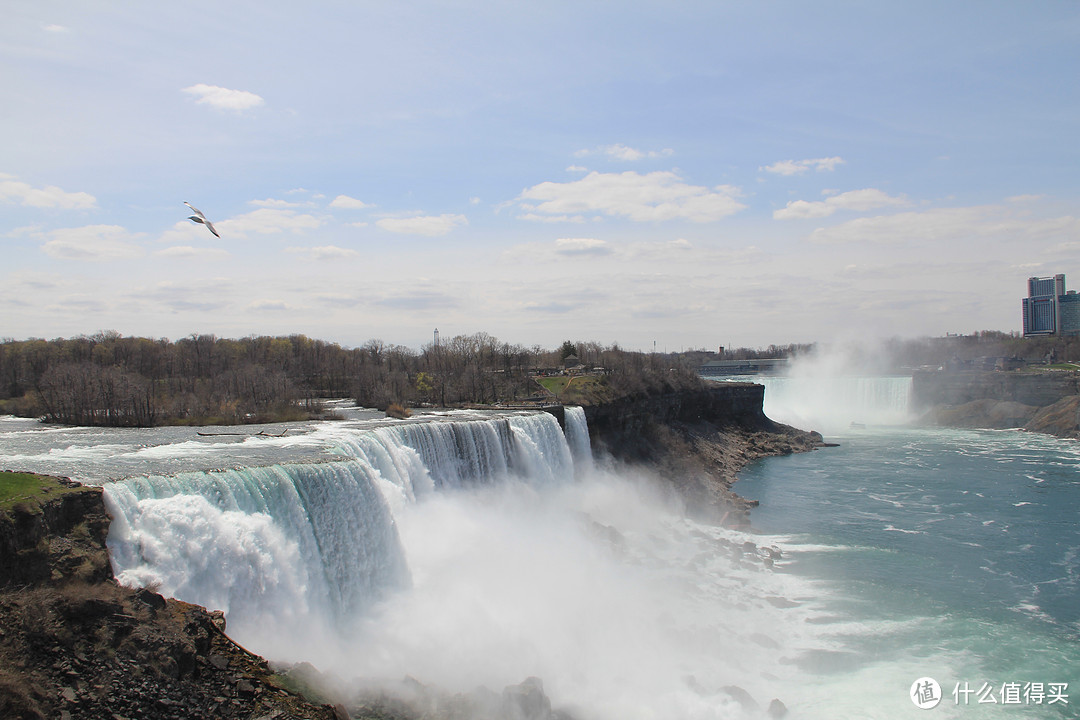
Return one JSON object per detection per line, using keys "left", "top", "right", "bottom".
{"left": 699, "top": 358, "right": 788, "bottom": 376}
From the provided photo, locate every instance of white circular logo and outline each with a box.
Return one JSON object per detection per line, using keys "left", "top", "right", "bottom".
{"left": 911, "top": 677, "right": 942, "bottom": 709}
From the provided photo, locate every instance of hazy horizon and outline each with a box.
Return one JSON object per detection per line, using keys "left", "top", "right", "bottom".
{"left": 4, "top": 2, "right": 1079, "bottom": 352}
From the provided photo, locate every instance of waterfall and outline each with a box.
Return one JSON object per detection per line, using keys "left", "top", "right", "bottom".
{"left": 104, "top": 411, "right": 585, "bottom": 659}
{"left": 105, "top": 459, "right": 410, "bottom": 656}
{"left": 564, "top": 406, "right": 593, "bottom": 474}
{"left": 756, "top": 375, "right": 914, "bottom": 433}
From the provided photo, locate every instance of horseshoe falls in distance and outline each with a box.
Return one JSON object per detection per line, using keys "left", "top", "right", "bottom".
{"left": 723, "top": 368, "right": 1080, "bottom": 719}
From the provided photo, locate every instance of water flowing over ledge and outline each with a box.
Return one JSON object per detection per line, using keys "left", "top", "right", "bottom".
{"left": 103, "top": 412, "right": 583, "bottom": 657}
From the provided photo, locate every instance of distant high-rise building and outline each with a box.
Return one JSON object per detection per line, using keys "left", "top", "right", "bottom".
{"left": 1022, "top": 274, "right": 1080, "bottom": 336}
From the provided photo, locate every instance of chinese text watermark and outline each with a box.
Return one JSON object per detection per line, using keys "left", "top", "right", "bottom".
{"left": 911, "top": 678, "right": 1069, "bottom": 709}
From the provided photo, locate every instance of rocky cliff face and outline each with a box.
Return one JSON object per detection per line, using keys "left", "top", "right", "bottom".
{"left": 912, "top": 370, "right": 1080, "bottom": 409}
{"left": 913, "top": 370, "right": 1080, "bottom": 438}
{"left": 0, "top": 482, "right": 110, "bottom": 589}
{"left": 584, "top": 383, "right": 824, "bottom": 526}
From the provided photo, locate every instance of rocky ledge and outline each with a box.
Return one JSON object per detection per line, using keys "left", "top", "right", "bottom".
{"left": 584, "top": 383, "right": 826, "bottom": 526}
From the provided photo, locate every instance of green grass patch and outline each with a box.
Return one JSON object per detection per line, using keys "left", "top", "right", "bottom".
{"left": 0, "top": 471, "right": 83, "bottom": 514}
{"left": 535, "top": 375, "right": 611, "bottom": 405}
{"left": 536, "top": 377, "right": 571, "bottom": 395}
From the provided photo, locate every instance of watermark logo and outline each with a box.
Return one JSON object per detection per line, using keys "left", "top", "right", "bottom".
{"left": 909, "top": 678, "right": 1069, "bottom": 709}
{"left": 911, "top": 677, "right": 942, "bottom": 709}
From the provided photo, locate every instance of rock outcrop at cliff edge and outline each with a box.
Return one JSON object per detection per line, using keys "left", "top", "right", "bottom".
{"left": 0, "top": 472, "right": 348, "bottom": 720}
{"left": 1024, "top": 395, "right": 1080, "bottom": 439}
{"left": 583, "top": 383, "right": 824, "bottom": 526}
{"left": 912, "top": 370, "right": 1080, "bottom": 439}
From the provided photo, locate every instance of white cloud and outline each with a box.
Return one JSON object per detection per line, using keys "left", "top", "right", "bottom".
{"left": 576, "top": 144, "right": 674, "bottom": 162}
{"left": 554, "top": 238, "right": 612, "bottom": 256}
{"left": 329, "top": 194, "right": 372, "bottom": 209}
{"left": 762, "top": 157, "right": 845, "bottom": 176}
{"left": 222, "top": 208, "right": 322, "bottom": 235}
{"left": 516, "top": 171, "right": 746, "bottom": 223}
{"left": 516, "top": 213, "right": 587, "bottom": 224}
{"left": 142, "top": 280, "right": 235, "bottom": 313}
{"left": 182, "top": 84, "right": 265, "bottom": 111}
{"left": 376, "top": 213, "right": 468, "bottom": 236}
{"left": 376, "top": 291, "right": 458, "bottom": 310}
{"left": 808, "top": 205, "right": 1080, "bottom": 245}
{"left": 42, "top": 24, "right": 69, "bottom": 33}
{"left": 566, "top": 165, "right": 588, "bottom": 173}
{"left": 286, "top": 245, "right": 359, "bottom": 260}
{"left": 155, "top": 246, "right": 230, "bottom": 260}
{"left": 0, "top": 174, "right": 96, "bottom": 209}
{"left": 6, "top": 225, "right": 43, "bottom": 238}
{"left": 41, "top": 225, "right": 143, "bottom": 260}
{"left": 774, "top": 188, "right": 908, "bottom": 219}
{"left": 249, "top": 198, "right": 308, "bottom": 208}
{"left": 247, "top": 299, "right": 293, "bottom": 312}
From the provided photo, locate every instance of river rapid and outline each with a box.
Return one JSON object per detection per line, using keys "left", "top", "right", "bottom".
{"left": 735, "top": 374, "right": 1078, "bottom": 718}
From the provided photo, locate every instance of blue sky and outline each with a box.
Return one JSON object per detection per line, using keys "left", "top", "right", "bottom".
{"left": 3, "top": 2, "right": 1079, "bottom": 351}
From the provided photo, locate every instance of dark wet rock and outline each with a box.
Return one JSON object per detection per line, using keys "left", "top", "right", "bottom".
{"left": 765, "top": 596, "right": 801, "bottom": 609}
{"left": 749, "top": 632, "right": 781, "bottom": 649}
{"left": 721, "top": 685, "right": 760, "bottom": 713}
{"left": 683, "top": 675, "right": 705, "bottom": 694}
{"left": 133, "top": 587, "right": 166, "bottom": 611}
{"left": 208, "top": 609, "right": 227, "bottom": 631}
{"left": 768, "top": 697, "right": 789, "bottom": 718}
{"left": 501, "top": 676, "right": 551, "bottom": 720}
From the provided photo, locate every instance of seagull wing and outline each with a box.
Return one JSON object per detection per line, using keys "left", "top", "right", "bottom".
{"left": 205, "top": 220, "right": 220, "bottom": 238}
{"left": 184, "top": 201, "right": 206, "bottom": 220}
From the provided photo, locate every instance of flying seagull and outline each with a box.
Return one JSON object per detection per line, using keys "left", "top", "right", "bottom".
{"left": 184, "top": 202, "right": 220, "bottom": 238}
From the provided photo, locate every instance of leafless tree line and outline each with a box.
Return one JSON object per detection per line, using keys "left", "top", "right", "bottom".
{"left": 0, "top": 332, "right": 706, "bottom": 426}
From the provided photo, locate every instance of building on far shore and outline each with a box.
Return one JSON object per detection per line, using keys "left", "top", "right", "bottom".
{"left": 1022, "top": 274, "right": 1080, "bottom": 337}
